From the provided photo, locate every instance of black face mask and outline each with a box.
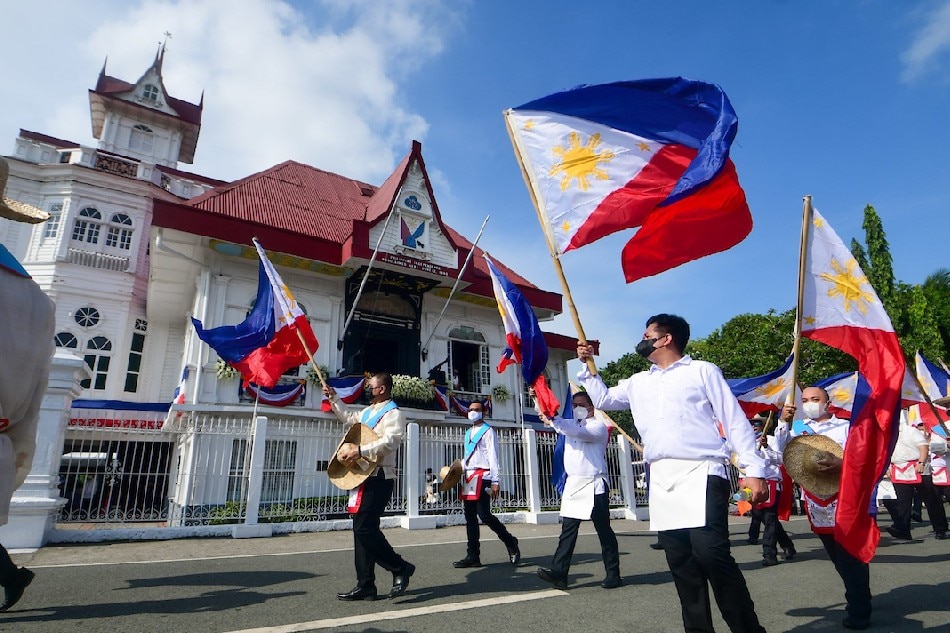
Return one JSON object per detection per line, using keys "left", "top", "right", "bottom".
{"left": 635, "top": 337, "right": 661, "bottom": 358}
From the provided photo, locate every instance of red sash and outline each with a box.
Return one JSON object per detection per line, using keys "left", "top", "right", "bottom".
{"left": 347, "top": 484, "right": 365, "bottom": 514}
{"left": 753, "top": 480, "right": 778, "bottom": 510}
{"left": 802, "top": 489, "right": 838, "bottom": 534}
{"left": 460, "top": 469, "right": 486, "bottom": 501}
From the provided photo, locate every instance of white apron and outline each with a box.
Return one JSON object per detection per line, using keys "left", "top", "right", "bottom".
{"left": 560, "top": 475, "right": 598, "bottom": 520}
{"left": 0, "top": 435, "right": 15, "bottom": 525}
{"left": 648, "top": 458, "right": 711, "bottom": 531}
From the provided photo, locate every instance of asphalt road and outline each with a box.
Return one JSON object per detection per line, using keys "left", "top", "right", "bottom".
{"left": 3, "top": 515, "right": 950, "bottom": 633}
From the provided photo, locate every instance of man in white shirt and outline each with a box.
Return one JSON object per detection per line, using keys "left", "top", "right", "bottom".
{"left": 747, "top": 417, "right": 795, "bottom": 566}
{"left": 886, "top": 413, "right": 948, "bottom": 541}
{"left": 578, "top": 313, "right": 767, "bottom": 633}
{"left": 325, "top": 373, "right": 415, "bottom": 601}
{"left": 536, "top": 391, "right": 621, "bottom": 590}
{"left": 778, "top": 386, "right": 870, "bottom": 630}
{"left": 453, "top": 401, "right": 520, "bottom": 568}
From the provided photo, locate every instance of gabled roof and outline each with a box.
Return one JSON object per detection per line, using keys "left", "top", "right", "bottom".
{"left": 93, "top": 67, "right": 202, "bottom": 127}
{"left": 152, "top": 143, "right": 562, "bottom": 313}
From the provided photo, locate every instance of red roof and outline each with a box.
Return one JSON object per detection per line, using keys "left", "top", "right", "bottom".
{"left": 93, "top": 73, "right": 202, "bottom": 126}
{"left": 152, "top": 143, "right": 561, "bottom": 312}
{"left": 19, "top": 129, "right": 78, "bottom": 149}
{"left": 544, "top": 332, "right": 599, "bottom": 355}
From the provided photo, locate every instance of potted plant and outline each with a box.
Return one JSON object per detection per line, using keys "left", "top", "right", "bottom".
{"left": 305, "top": 364, "right": 331, "bottom": 385}
{"left": 492, "top": 384, "right": 511, "bottom": 404}
{"left": 215, "top": 358, "right": 238, "bottom": 381}
{"left": 391, "top": 374, "right": 436, "bottom": 409}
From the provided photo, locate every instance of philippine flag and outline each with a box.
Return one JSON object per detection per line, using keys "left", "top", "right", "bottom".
{"left": 506, "top": 77, "right": 752, "bottom": 283}
{"left": 916, "top": 351, "right": 950, "bottom": 401}
{"left": 813, "top": 371, "right": 867, "bottom": 420}
{"left": 801, "top": 209, "right": 905, "bottom": 563}
{"left": 171, "top": 366, "right": 189, "bottom": 405}
{"left": 727, "top": 354, "right": 797, "bottom": 417}
{"left": 192, "top": 240, "right": 319, "bottom": 388}
{"left": 485, "top": 254, "right": 559, "bottom": 418}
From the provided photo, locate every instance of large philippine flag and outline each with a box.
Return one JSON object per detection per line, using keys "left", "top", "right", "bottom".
{"left": 916, "top": 350, "right": 950, "bottom": 401}
{"left": 485, "top": 255, "right": 559, "bottom": 418}
{"left": 801, "top": 209, "right": 905, "bottom": 563}
{"left": 506, "top": 77, "right": 752, "bottom": 283}
{"left": 192, "top": 240, "right": 319, "bottom": 388}
{"left": 727, "top": 354, "right": 798, "bottom": 416}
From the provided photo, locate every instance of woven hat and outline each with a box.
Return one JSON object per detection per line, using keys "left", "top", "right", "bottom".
{"left": 439, "top": 459, "right": 463, "bottom": 492}
{"left": 934, "top": 396, "right": 950, "bottom": 408}
{"left": 327, "top": 423, "right": 380, "bottom": 491}
{"left": 0, "top": 158, "right": 49, "bottom": 224}
{"left": 782, "top": 434, "right": 844, "bottom": 498}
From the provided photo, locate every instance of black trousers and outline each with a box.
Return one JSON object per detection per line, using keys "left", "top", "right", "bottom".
{"left": 658, "top": 475, "right": 766, "bottom": 633}
{"left": 550, "top": 490, "right": 620, "bottom": 581}
{"left": 352, "top": 471, "right": 406, "bottom": 587}
{"left": 893, "top": 476, "right": 948, "bottom": 535}
{"left": 463, "top": 481, "right": 518, "bottom": 558}
{"left": 0, "top": 544, "right": 17, "bottom": 585}
{"left": 818, "top": 533, "right": 871, "bottom": 622}
{"left": 751, "top": 488, "right": 794, "bottom": 558}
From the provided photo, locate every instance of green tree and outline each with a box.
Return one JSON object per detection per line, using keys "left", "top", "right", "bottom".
{"left": 858, "top": 204, "right": 899, "bottom": 320}
{"left": 850, "top": 238, "right": 870, "bottom": 274}
{"left": 922, "top": 269, "right": 950, "bottom": 357}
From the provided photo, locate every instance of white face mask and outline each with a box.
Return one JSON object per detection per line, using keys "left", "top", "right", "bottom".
{"left": 801, "top": 402, "right": 826, "bottom": 420}
{"left": 573, "top": 406, "right": 590, "bottom": 420}
{"left": 468, "top": 410, "right": 483, "bottom": 422}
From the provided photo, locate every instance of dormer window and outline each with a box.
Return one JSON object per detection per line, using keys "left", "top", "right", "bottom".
{"left": 143, "top": 84, "right": 159, "bottom": 102}
{"left": 129, "top": 124, "right": 154, "bottom": 153}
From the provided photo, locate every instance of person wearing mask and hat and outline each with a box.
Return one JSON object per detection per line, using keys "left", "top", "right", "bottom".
{"left": 324, "top": 373, "right": 415, "bottom": 601}
{"left": 885, "top": 411, "right": 948, "bottom": 542}
{"left": 778, "top": 385, "right": 870, "bottom": 630}
{"left": 578, "top": 314, "right": 768, "bottom": 633}
{"left": 536, "top": 391, "right": 622, "bottom": 590}
{"left": 452, "top": 400, "right": 520, "bottom": 569}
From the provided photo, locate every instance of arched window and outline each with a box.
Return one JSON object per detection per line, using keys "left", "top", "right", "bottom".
{"left": 106, "top": 213, "right": 134, "bottom": 250}
{"left": 54, "top": 332, "right": 78, "bottom": 348}
{"left": 81, "top": 336, "right": 112, "bottom": 390}
{"left": 143, "top": 84, "right": 159, "bottom": 102}
{"left": 71, "top": 207, "right": 101, "bottom": 244}
{"left": 129, "top": 124, "right": 154, "bottom": 153}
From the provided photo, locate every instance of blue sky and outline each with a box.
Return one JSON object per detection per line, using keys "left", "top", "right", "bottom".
{"left": 3, "top": 0, "right": 949, "bottom": 368}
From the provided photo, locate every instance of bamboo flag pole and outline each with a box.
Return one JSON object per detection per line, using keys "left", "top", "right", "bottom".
{"left": 421, "top": 215, "right": 491, "bottom": 360}
{"left": 296, "top": 328, "right": 327, "bottom": 391}
{"left": 787, "top": 195, "right": 814, "bottom": 408}
{"left": 503, "top": 110, "right": 597, "bottom": 376}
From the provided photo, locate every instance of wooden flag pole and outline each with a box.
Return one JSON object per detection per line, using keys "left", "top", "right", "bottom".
{"left": 296, "top": 328, "right": 328, "bottom": 391}
{"left": 504, "top": 110, "right": 598, "bottom": 376}
{"left": 787, "top": 195, "right": 814, "bottom": 408}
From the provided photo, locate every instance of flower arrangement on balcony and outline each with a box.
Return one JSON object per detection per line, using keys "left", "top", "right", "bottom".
{"left": 305, "top": 364, "right": 331, "bottom": 386}
{"left": 215, "top": 359, "right": 238, "bottom": 381}
{"left": 491, "top": 384, "right": 511, "bottom": 404}
{"left": 391, "top": 374, "right": 436, "bottom": 409}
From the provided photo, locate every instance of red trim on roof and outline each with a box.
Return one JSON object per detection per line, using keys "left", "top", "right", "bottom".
{"left": 19, "top": 129, "right": 79, "bottom": 149}
{"left": 94, "top": 73, "right": 202, "bottom": 126}
{"left": 544, "top": 332, "right": 599, "bottom": 355}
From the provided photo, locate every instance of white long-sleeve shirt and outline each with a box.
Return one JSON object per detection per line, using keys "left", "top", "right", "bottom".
{"left": 550, "top": 412, "right": 609, "bottom": 494}
{"left": 329, "top": 396, "right": 406, "bottom": 479}
{"left": 464, "top": 423, "right": 500, "bottom": 482}
{"left": 579, "top": 355, "right": 766, "bottom": 479}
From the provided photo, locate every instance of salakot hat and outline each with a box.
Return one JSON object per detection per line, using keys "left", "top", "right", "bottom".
{"left": 782, "top": 434, "right": 844, "bottom": 498}
{"left": 0, "top": 158, "right": 49, "bottom": 224}
{"left": 934, "top": 396, "right": 950, "bottom": 408}
{"left": 439, "top": 459, "right": 463, "bottom": 492}
{"left": 327, "top": 423, "right": 380, "bottom": 491}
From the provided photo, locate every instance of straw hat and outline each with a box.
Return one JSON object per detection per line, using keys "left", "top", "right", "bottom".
{"left": 439, "top": 459, "right": 463, "bottom": 492}
{"left": 0, "top": 158, "right": 49, "bottom": 224}
{"left": 782, "top": 434, "right": 844, "bottom": 498}
{"left": 327, "top": 423, "right": 380, "bottom": 491}
{"left": 934, "top": 396, "right": 950, "bottom": 408}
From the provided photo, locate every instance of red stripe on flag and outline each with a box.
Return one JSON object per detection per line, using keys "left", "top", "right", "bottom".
{"left": 234, "top": 316, "right": 318, "bottom": 388}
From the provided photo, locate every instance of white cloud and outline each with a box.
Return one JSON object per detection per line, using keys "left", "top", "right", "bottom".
{"left": 0, "top": 0, "right": 461, "bottom": 183}
{"left": 901, "top": 1, "right": 950, "bottom": 82}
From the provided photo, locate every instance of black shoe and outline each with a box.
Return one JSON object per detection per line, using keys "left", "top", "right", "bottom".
{"left": 936, "top": 532, "right": 949, "bottom": 540}
{"left": 781, "top": 546, "right": 797, "bottom": 560}
{"left": 886, "top": 525, "right": 914, "bottom": 542}
{"left": 842, "top": 616, "right": 870, "bottom": 630}
{"left": 650, "top": 541, "right": 664, "bottom": 550}
{"left": 508, "top": 541, "right": 521, "bottom": 566}
{"left": 762, "top": 556, "right": 779, "bottom": 567}
{"left": 453, "top": 557, "right": 483, "bottom": 568}
{"left": 0, "top": 567, "right": 34, "bottom": 612}
{"left": 746, "top": 538, "right": 759, "bottom": 545}
{"left": 911, "top": 514, "right": 923, "bottom": 523}
{"left": 388, "top": 562, "right": 415, "bottom": 598}
{"left": 336, "top": 584, "right": 378, "bottom": 601}
{"left": 537, "top": 567, "right": 568, "bottom": 590}
{"left": 601, "top": 577, "right": 623, "bottom": 589}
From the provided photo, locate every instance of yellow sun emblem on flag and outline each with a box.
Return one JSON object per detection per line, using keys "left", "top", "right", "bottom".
{"left": 549, "top": 132, "right": 615, "bottom": 191}
{"left": 830, "top": 385, "right": 853, "bottom": 404}
{"left": 819, "top": 257, "right": 876, "bottom": 314}
{"left": 754, "top": 378, "right": 788, "bottom": 400}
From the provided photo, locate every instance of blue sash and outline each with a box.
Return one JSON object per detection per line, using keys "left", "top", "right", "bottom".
{"left": 791, "top": 419, "right": 814, "bottom": 435}
{"left": 464, "top": 423, "right": 490, "bottom": 461}
{"left": 360, "top": 400, "right": 398, "bottom": 429}
{"left": 0, "top": 243, "right": 29, "bottom": 278}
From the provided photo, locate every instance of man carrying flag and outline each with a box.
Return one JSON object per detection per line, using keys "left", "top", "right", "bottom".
{"left": 578, "top": 314, "right": 768, "bottom": 633}
{"left": 191, "top": 239, "right": 319, "bottom": 388}
{"left": 779, "top": 206, "right": 906, "bottom": 631}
